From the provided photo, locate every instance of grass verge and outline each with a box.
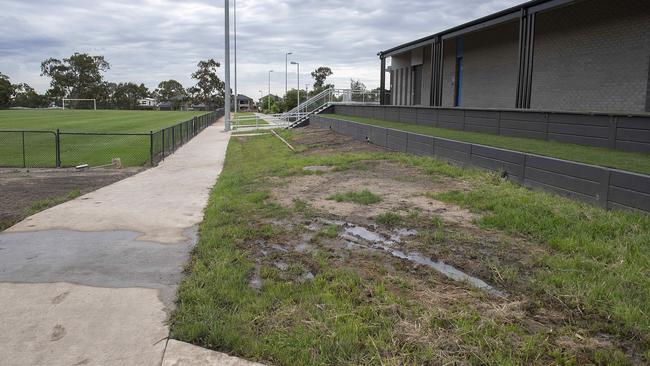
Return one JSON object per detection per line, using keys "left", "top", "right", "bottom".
{"left": 172, "top": 130, "right": 650, "bottom": 365}
{"left": 327, "top": 189, "right": 382, "bottom": 205}
{"left": 324, "top": 113, "right": 650, "bottom": 175}
{"left": 27, "top": 189, "right": 81, "bottom": 216}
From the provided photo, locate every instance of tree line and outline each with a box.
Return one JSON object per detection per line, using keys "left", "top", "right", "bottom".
{"left": 0, "top": 53, "right": 225, "bottom": 110}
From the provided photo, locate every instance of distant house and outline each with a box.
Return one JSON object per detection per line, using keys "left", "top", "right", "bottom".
{"left": 236, "top": 94, "right": 255, "bottom": 111}
{"left": 190, "top": 103, "right": 207, "bottom": 111}
{"left": 158, "top": 101, "right": 172, "bottom": 111}
{"left": 137, "top": 98, "right": 157, "bottom": 109}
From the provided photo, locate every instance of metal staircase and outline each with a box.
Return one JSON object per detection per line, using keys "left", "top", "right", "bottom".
{"left": 231, "top": 87, "right": 378, "bottom": 131}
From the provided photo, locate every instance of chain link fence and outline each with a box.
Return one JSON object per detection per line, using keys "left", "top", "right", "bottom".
{"left": 0, "top": 110, "right": 223, "bottom": 168}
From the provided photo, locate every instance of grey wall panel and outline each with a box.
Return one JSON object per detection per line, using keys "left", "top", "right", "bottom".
{"left": 470, "top": 145, "right": 525, "bottom": 179}
{"left": 617, "top": 116, "right": 650, "bottom": 130}
{"left": 367, "top": 125, "right": 388, "bottom": 147}
{"left": 406, "top": 133, "right": 434, "bottom": 157}
{"left": 548, "top": 113, "right": 610, "bottom": 127}
{"left": 548, "top": 123, "right": 609, "bottom": 138}
{"left": 464, "top": 110, "right": 499, "bottom": 134}
{"left": 325, "top": 104, "right": 650, "bottom": 152}
{"left": 386, "top": 107, "right": 400, "bottom": 122}
{"left": 316, "top": 116, "right": 650, "bottom": 213}
{"left": 547, "top": 133, "right": 609, "bottom": 148}
{"left": 524, "top": 166, "right": 601, "bottom": 197}
{"left": 607, "top": 170, "right": 650, "bottom": 211}
{"left": 416, "top": 109, "right": 437, "bottom": 126}
{"left": 434, "top": 138, "right": 471, "bottom": 164}
{"left": 438, "top": 109, "right": 464, "bottom": 130}
{"left": 525, "top": 155, "right": 604, "bottom": 182}
{"left": 373, "top": 107, "right": 386, "bottom": 120}
{"left": 615, "top": 140, "right": 650, "bottom": 153}
{"left": 386, "top": 129, "right": 408, "bottom": 152}
{"left": 400, "top": 108, "right": 417, "bottom": 123}
{"left": 523, "top": 178, "right": 600, "bottom": 205}
{"left": 617, "top": 128, "right": 650, "bottom": 144}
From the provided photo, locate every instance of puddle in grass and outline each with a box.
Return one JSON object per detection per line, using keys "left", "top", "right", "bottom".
{"left": 329, "top": 220, "right": 505, "bottom": 297}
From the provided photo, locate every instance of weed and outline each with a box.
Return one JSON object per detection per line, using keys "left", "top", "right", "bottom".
{"left": 376, "top": 211, "right": 403, "bottom": 226}
{"left": 327, "top": 189, "right": 382, "bottom": 205}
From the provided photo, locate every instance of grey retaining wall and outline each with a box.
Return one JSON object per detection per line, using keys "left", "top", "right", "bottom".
{"left": 329, "top": 104, "right": 650, "bottom": 153}
{"left": 310, "top": 114, "right": 650, "bottom": 213}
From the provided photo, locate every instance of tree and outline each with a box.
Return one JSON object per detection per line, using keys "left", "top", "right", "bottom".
{"left": 189, "top": 59, "right": 225, "bottom": 110}
{"left": 155, "top": 80, "right": 186, "bottom": 110}
{"left": 113, "top": 82, "right": 150, "bottom": 109}
{"left": 350, "top": 79, "right": 369, "bottom": 102}
{"left": 0, "top": 73, "right": 14, "bottom": 109}
{"left": 282, "top": 89, "right": 309, "bottom": 111}
{"left": 258, "top": 95, "right": 281, "bottom": 114}
{"left": 12, "top": 83, "right": 47, "bottom": 108}
{"left": 40, "top": 53, "right": 110, "bottom": 101}
{"left": 310, "top": 66, "right": 333, "bottom": 95}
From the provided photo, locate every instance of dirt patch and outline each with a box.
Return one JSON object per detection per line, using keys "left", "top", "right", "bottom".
{"left": 0, "top": 167, "right": 141, "bottom": 230}
{"left": 244, "top": 127, "right": 638, "bottom": 363}
{"left": 271, "top": 159, "right": 476, "bottom": 227}
{"left": 291, "top": 128, "right": 386, "bottom": 155}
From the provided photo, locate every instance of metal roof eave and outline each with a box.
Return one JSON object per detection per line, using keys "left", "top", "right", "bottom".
{"left": 378, "top": 0, "right": 577, "bottom": 58}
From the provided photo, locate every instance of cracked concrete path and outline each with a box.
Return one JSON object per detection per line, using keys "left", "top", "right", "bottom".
{"left": 0, "top": 121, "right": 259, "bottom": 365}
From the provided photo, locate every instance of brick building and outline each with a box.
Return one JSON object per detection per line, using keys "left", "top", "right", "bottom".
{"left": 378, "top": 0, "right": 650, "bottom": 114}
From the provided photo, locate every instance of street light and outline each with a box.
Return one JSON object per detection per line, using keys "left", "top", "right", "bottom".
{"left": 290, "top": 61, "right": 299, "bottom": 115}
{"left": 224, "top": 0, "right": 231, "bottom": 131}
{"left": 268, "top": 70, "right": 274, "bottom": 111}
{"left": 232, "top": 0, "right": 234, "bottom": 115}
{"left": 285, "top": 52, "right": 292, "bottom": 97}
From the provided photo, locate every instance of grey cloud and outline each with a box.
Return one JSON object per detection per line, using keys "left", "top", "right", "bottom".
{"left": 0, "top": 0, "right": 520, "bottom": 98}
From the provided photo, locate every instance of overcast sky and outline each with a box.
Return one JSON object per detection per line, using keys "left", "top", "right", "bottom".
{"left": 0, "top": 0, "right": 520, "bottom": 99}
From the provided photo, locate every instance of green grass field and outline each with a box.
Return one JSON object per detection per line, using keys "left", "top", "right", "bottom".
{"left": 0, "top": 110, "right": 207, "bottom": 167}
{"left": 171, "top": 130, "right": 650, "bottom": 365}
{"left": 325, "top": 114, "right": 650, "bottom": 175}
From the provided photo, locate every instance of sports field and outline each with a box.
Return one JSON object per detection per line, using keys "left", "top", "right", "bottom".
{"left": 0, "top": 110, "right": 209, "bottom": 167}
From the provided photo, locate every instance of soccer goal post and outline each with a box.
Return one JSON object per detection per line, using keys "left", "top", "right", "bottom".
{"left": 62, "top": 98, "right": 97, "bottom": 110}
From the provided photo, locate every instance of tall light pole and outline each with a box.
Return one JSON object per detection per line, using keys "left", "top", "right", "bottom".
{"left": 291, "top": 61, "right": 299, "bottom": 113}
{"left": 285, "top": 52, "right": 292, "bottom": 97}
{"left": 224, "top": 0, "right": 231, "bottom": 131}
{"left": 233, "top": 0, "right": 237, "bottom": 113}
{"left": 268, "top": 70, "right": 273, "bottom": 111}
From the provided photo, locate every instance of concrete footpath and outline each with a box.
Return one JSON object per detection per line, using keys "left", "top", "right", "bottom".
{"left": 0, "top": 121, "right": 261, "bottom": 365}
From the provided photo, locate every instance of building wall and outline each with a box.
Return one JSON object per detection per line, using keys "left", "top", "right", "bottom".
{"left": 421, "top": 45, "right": 432, "bottom": 105}
{"left": 531, "top": 0, "right": 650, "bottom": 113}
{"left": 441, "top": 41, "right": 456, "bottom": 107}
{"left": 461, "top": 21, "right": 519, "bottom": 108}
{"left": 391, "top": 53, "right": 410, "bottom": 105}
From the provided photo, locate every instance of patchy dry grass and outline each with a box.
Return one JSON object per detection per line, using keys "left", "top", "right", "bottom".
{"left": 327, "top": 189, "right": 382, "bottom": 205}
{"left": 171, "top": 127, "right": 649, "bottom": 365}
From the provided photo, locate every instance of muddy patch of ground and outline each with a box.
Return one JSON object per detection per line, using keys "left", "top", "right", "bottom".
{"left": 240, "top": 127, "right": 636, "bottom": 363}
{"left": 271, "top": 159, "right": 477, "bottom": 227}
{"left": 0, "top": 167, "right": 141, "bottom": 230}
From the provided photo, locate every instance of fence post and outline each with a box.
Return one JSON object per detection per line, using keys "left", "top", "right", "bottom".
{"left": 149, "top": 131, "right": 154, "bottom": 167}
{"left": 55, "top": 129, "right": 61, "bottom": 168}
{"left": 22, "top": 131, "right": 26, "bottom": 168}
{"left": 172, "top": 127, "right": 175, "bottom": 149}
{"left": 162, "top": 129, "right": 165, "bottom": 157}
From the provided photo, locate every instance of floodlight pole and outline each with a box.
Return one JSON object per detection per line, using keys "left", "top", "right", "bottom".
{"left": 285, "top": 52, "right": 292, "bottom": 97}
{"left": 268, "top": 70, "right": 273, "bottom": 111}
{"left": 291, "top": 61, "right": 299, "bottom": 115}
{"left": 232, "top": 0, "right": 234, "bottom": 113}
{"left": 224, "top": 0, "right": 231, "bottom": 131}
